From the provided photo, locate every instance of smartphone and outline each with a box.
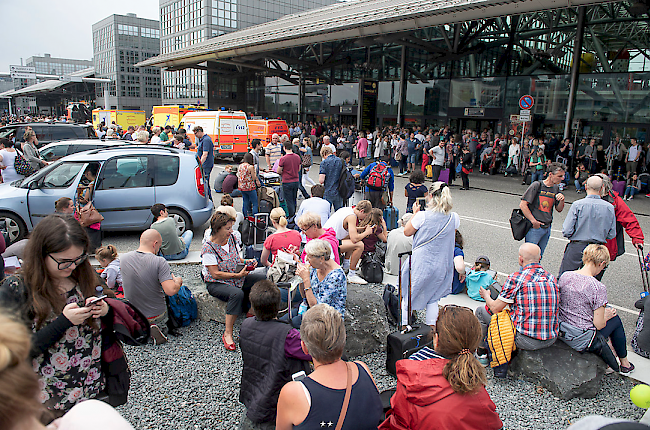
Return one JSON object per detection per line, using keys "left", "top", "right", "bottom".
{"left": 417, "top": 197, "right": 426, "bottom": 208}
{"left": 87, "top": 295, "right": 107, "bottom": 306}
{"left": 292, "top": 371, "right": 307, "bottom": 381}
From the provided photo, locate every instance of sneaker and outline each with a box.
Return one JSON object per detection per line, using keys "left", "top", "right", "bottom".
{"left": 620, "top": 363, "right": 635, "bottom": 375}
{"left": 347, "top": 272, "right": 368, "bottom": 285}
{"left": 150, "top": 324, "right": 168, "bottom": 345}
{"left": 341, "top": 260, "right": 351, "bottom": 272}
{"left": 477, "top": 354, "right": 489, "bottom": 367}
{"left": 646, "top": 194, "right": 650, "bottom": 198}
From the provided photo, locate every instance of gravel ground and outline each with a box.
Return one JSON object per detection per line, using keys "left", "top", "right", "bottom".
{"left": 116, "top": 265, "right": 645, "bottom": 429}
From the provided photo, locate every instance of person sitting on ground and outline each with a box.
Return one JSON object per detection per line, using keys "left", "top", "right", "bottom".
{"left": 379, "top": 305, "right": 503, "bottom": 430}
{"left": 405, "top": 170, "right": 428, "bottom": 213}
{"left": 214, "top": 166, "right": 232, "bottom": 193}
{"left": 0, "top": 312, "right": 136, "bottom": 430}
{"left": 295, "top": 184, "right": 332, "bottom": 228}
{"left": 276, "top": 304, "right": 383, "bottom": 429}
{"left": 201, "top": 212, "right": 266, "bottom": 351}
{"left": 121, "top": 229, "right": 183, "bottom": 345}
{"left": 358, "top": 208, "right": 387, "bottom": 256}
{"left": 558, "top": 244, "right": 634, "bottom": 374}
{"left": 624, "top": 173, "right": 641, "bottom": 201}
{"left": 466, "top": 256, "right": 497, "bottom": 302}
{"left": 261, "top": 207, "right": 302, "bottom": 267}
{"left": 385, "top": 213, "right": 414, "bottom": 276}
{"left": 296, "top": 211, "right": 340, "bottom": 264}
{"left": 54, "top": 197, "right": 75, "bottom": 215}
{"left": 323, "top": 200, "right": 373, "bottom": 284}
{"left": 476, "top": 243, "right": 559, "bottom": 353}
{"left": 222, "top": 166, "right": 242, "bottom": 197}
{"left": 150, "top": 203, "right": 193, "bottom": 260}
{"left": 286, "top": 239, "right": 347, "bottom": 328}
{"left": 96, "top": 244, "right": 123, "bottom": 296}
{"left": 451, "top": 230, "right": 466, "bottom": 295}
{"left": 238, "top": 280, "right": 312, "bottom": 427}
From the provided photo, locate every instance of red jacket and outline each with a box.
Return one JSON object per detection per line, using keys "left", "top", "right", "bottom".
{"left": 605, "top": 191, "right": 644, "bottom": 261}
{"left": 379, "top": 358, "right": 502, "bottom": 430}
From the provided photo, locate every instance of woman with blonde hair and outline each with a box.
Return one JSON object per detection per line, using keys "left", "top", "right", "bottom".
{"left": 261, "top": 207, "right": 302, "bottom": 267}
{"left": 22, "top": 129, "right": 48, "bottom": 171}
{"left": 380, "top": 305, "right": 502, "bottom": 430}
{"left": 558, "top": 244, "right": 634, "bottom": 374}
{"left": 403, "top": 181, "right": 459, "bottom": 330}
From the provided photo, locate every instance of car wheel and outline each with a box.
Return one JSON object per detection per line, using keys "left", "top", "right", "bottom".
{"left": 233, "top": 155, "right": 243, "bottom": 163}
{"left": 0, "top": 211, "right": 27, "bottom": 245}
{"left": 167, "top": 208, "right": 192, "bottom": 235}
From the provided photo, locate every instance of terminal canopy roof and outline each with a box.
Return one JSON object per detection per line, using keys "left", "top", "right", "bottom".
{"left": 1, "top": 68, "right": 104, "bottom": 98}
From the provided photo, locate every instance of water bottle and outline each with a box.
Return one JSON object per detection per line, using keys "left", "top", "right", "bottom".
{"left": 298, "top": 300, "right": 309, "bottom": 315}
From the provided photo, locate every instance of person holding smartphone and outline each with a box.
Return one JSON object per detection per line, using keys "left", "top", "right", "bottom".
{"left": 405, "top": 170, "right": 428, "bottom": 213}
{"left": 0, "top": 214, "right": 115, "bottom": 418}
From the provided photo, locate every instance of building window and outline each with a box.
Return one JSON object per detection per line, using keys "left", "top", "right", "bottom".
{"left": 212, "top": 0, "right": 237, "bottom": 28}
{"left": 117, "top": 24, "right": 139, "bottom": 36}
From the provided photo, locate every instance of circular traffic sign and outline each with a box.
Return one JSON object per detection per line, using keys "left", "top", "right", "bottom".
{"left": 519, "top": 95, "right": 534, "bottom": 110}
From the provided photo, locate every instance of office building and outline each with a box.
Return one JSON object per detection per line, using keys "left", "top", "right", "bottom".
{"left": 26, "top": 54, "right": 93, "bottom": 76}
{"left": 92, "top": 13, "right": 161, "bottom": 113}
{"left": 159, "top": 0, "right": 338, "bottom": 105}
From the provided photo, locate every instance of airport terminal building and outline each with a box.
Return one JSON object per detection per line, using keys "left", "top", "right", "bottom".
{"left": 138, "top": 0, "right": 650, "bottom": 145}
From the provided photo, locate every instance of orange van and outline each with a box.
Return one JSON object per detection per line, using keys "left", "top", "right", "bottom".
{"left": 181, "top": 110, "right": 249, "bottom": 161}
{"left": 248, "top": 119, "right": 289, "bottom": 147}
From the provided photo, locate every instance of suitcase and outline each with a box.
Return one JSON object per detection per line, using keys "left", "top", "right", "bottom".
{"left": 612, "top": 180, "right": 626, "bottom": 197}
{"left": 383, "top": 204, "right": 399, "bottom": 231}
{"left": 438, "top": 168, "right": 450, "bottom": 183}
{"left": 350, "top": 189, "right": 364, "bottom": 206}
{"left": 386, "top": 251, "right": 434, "bottom": 377}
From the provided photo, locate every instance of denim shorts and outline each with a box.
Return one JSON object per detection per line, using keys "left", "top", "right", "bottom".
{"left": 408, "top": 153, "right": 417, "bottom": 163}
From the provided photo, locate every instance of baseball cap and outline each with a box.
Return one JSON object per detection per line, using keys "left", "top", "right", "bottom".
{"left": 475, "top": 255, "right": 490, "bottom": 266}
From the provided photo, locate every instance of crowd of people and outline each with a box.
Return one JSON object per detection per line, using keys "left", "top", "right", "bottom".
{"left": 1, "top": 113, "right": 649, "bottom": 429}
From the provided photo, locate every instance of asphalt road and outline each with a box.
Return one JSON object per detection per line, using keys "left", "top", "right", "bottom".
{"left": 102, "top": 156, "right": 649, "bottom": 340}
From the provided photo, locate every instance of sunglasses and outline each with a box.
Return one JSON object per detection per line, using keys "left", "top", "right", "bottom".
{"left": 48, "top": 253, "right": 88, "bottom": 270}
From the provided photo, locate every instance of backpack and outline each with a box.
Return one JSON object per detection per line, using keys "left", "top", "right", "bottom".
{"left": 360, "top": 252, "right": 383, "bottom": 284}
{"left": 367, "top": 162, "right": 389, "bottom": 190}
{"left": 337, "top": 160, "right": 355, "bottom": 200}
{"left": 167, "top": 285, "right": 198, "bottom": 327}
{"left": 383, "top": 284, "right": 400, "bottom": 326}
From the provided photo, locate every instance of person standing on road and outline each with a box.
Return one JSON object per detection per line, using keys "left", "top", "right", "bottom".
{"left": 194, "top": 126, "right": 214, "bottom": 201}
{"left": 558, "top": 175, "right": 616, "bottom": 276}
{"left": 626, "top": 138, "right": 641, "bottom": 179}
{"left": 277, "top": 140, "right": 302, "bottom": 218}
{"left": 237, "top": 153, "right": 261, "bottom": 217}
{"left": 265, "top": 134, "right": 283, "bottom": 171}
{"left": 429, "top": 138, "right": 446, "bottom": 182}
{"left": 519, "top": 162, "right": 566, "bottom": 258}
{"left": 358, "top": 158, "right": 395, "bottom": 210}
{"left": 249, "top": 139, "right": 262, "bottom": 177}
{"left": 319, "top": 146, "right": 344, "bottom": 211}
{"left": 584, "top": 139, "right": 598, "bottom": 174}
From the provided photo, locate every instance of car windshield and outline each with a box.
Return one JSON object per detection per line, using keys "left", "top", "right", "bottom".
{"left": 40, "top": 163, "right": 86, "bottom": 189}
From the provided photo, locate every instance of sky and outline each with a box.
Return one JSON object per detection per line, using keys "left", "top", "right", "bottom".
{"left": 1, "top": 0, "right": 159, "bottom": 72}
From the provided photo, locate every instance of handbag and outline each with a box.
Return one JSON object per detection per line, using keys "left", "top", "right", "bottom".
{"left": 394, "top": 152, "right": 402, "bottom": 162}
{"left": 77, "top": 201, "right": 104, "bottom": 227}
{"left": 558, "top": 321, "right": 596, "bottom": 352}
{"left": 360, "top": 252, "right": 383, "bottom": 284}
{"left": 301, "top": 152, "right": 312, "bottom": 167}
{"left": 13, "top": 150, "right": 35, "bottom": 177}
{"left": 509, "top": 208, "right": 532, "bottom": 241}
{"left": 266, "top": 256, "right": 297, "bottom": 284}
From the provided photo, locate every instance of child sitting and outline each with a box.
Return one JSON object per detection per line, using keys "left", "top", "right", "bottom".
{"left": 358, "top": 208, "right": 387, "bottom": 255}
{"left": 451, "top": 230, "right": 466, "bottom": 294}
{"left": 466, "top": 255, "right": 496, "bottom": 302}
{"left": 96, "top": 244, "right": 123, "bottom": 297}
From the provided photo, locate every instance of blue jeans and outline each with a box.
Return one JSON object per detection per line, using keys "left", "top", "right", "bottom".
{"left": 531, "top": 170, "right": 544, "bottom": 183}
{"left": 325, "top": 192, "right": 344, "bottom": 211}
{"left": 525, "top": 225, "right": 551, "bottom": 257}
{"left": 163, "top": 231, "right": 193, "bottom": 261}
{"left": 359, "top": 157, "right": 366, "bottom": 166}
{"left": 283, "top": 181, "right": 299, "bottom": 217}
{"left": 241, "top": 189, "right": 258, "bottom": 217}
{"left": 625, "top": 187, "right": 639, "bottom": 198}
{"left": 599, "top": 314, "right": 628, "bottom": 359}
{"left": 575, "top": 180, "right": 584, "bottom": 191}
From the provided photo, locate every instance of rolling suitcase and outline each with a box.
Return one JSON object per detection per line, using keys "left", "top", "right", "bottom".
{"left": 386, "top": 251, "right": 434, "bottom": 377}
{"left": 383, "top": 204, "right": 399, "bottom": 231}
{"left": 612, "top": 180, "right": 625, "bottom": 197}
{"left": 438, "top": 167, "right": 450, "bottom": 183}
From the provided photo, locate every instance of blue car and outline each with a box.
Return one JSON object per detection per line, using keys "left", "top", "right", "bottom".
{"left": 0, "top": 144, "right": 213, "bottom": 244}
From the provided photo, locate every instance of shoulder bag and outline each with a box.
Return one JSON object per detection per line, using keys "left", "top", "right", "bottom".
{"left": 558, "top": 321, "right": 596, "bottom": 352}
{"left": 334, "top": 362, "right": 353, "bottom": 430}
{"left": 13, "top": 150, "right": 35, "bottom": 177}
{"left": 77, "top": 201, "right": 104, "bottom": 227}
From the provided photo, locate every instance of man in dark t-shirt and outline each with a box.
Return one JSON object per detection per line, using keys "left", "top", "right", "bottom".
{"left": 277, "top": 140, "right": 302, "bottom": 217}
{"left": 519, "top": 161, "right": 566, "bottom": 257}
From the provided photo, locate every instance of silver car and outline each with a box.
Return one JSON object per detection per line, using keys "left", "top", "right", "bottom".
{"left": 0, "top": 145, "right": 213, "bottom": 244}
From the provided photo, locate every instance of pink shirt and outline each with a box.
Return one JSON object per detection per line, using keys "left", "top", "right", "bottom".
{"left": 357, "top": 137, "right": 369, "bottom": 157}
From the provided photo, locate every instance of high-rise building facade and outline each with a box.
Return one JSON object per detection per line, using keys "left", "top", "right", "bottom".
{"left": 159, "top": 0, "right": 338, "bottom": 106}
{"left": 25, "top": 54, "right": 93, "bottom": 76}
{"left": 92, "top": 13, "right": 161, "bottom": 113}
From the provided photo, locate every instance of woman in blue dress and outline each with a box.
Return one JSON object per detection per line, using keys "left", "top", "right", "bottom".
{"left": 402, "top": 181, "right": 459, "bottom": 330}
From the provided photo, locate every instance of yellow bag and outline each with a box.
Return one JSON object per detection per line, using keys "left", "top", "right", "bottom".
{"left": 487, "top": 309, "right": 516, "bottom": 368}
{"left": 425, "top": 164, "right": 433, "bottom": 179}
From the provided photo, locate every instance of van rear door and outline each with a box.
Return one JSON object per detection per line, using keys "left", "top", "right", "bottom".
{"left": 217, "top": 115, "right": 234, "bottom": 155}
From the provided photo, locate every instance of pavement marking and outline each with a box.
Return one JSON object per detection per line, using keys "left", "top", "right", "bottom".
{"left": 459, "top": 215, "right": 640, "bottom": 315}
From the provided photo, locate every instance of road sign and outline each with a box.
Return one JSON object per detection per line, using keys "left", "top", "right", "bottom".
{"left": 510, "top": 114, "right": 520, "bottom": 122}
{"left": 520, "top": 109, "right": 531, "bottom": 116}
{"left": 10, "top": 65, "right": 36, "bottom": 80}
{"left": 519, "top": 95, "right": 534, "bottom": 110}
{"left": 520, "top": 115, "right": 531, "bottom": 122}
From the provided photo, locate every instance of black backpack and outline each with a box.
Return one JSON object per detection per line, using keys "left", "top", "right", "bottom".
{"left": 360, "top": 252, "right": 383, "bottom": 284}
{"left": 337, "top": 159, "right": 355, "bottom": 200}
{"left": 383, "top": 284, "right": 400, "bottom": 326}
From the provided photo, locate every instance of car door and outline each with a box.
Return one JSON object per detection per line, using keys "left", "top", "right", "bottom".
{"left": 93, "top": 155, "right": 155, "bottom": 229}
{"left": 26, "top": 162, "right": 87, "bottom": 226}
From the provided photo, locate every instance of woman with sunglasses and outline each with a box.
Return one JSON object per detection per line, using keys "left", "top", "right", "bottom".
{"left": 0, "top": 214, "right": 110, "bottom": 418}
{"left": 402, "top": 181, "right": 459, "bottom": 331}
{"left": 380, "top": 305, "right": 502, "bottom": 430}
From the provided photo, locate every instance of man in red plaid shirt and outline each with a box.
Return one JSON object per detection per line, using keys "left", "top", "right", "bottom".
{"left": 476, "top": 243, "right": 560, "bottom": 351}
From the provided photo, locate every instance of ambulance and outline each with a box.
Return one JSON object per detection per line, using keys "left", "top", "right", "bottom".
{"left": 151, "top": 105, "right": 207, "bottom": 129}
{"left": 181, "top": 110, "right": 249, "bottom": 161}
{"left": 248, "top": 119, "right": 289, "bottom": 147}
{"left": 92, "top": 109, "right": 146, "bottom": 130}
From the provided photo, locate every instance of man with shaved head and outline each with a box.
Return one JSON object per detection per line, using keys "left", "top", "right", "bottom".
{"left": 121, "top": 229, "right": 183, "bottom": 344}
{"left": 558, "top": 175, "right": 616, "bottom": 276}
{"left": 476, "top": 243, "right": 560, "bottom": 355}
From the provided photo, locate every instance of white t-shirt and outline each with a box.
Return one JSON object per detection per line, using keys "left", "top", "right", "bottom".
{"left": 410, "top": 211, "right": 460, "bottom": 231}
{"left": 628, "top": 145, "right": 639, "bottom": 162}
{"left": 0, "top": 149, "right": 22, "bottom": 182}
{"left": 296, "top": 197, "right": 332, "bottom": 227}
{"left": 323, "top": 207, "right": 355, "bottom": 240}
{"left": 322, "top": 143, "right": 337, "bottom": 154}
{"left": 151, "top": 135, "right": 162, "bottom": 144}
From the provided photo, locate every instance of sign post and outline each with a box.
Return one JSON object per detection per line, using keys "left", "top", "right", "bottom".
{"left": 10, "top": 65, "right": 36, "bottom": 80}
{"left": 518, "top": 95, "right": 534, "bottom": 144}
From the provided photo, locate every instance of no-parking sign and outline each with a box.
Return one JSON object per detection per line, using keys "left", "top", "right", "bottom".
{"left": 519, "top": 95, "right": 534, "bottom": 110}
